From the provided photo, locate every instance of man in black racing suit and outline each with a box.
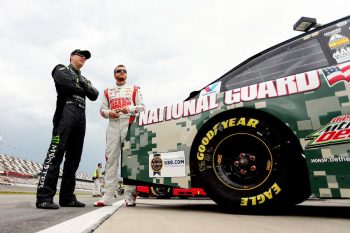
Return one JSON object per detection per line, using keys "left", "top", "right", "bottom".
{"left": 36, "top": 49, "right": 99, "bottom": 209}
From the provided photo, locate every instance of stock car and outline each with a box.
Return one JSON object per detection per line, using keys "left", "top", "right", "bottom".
{"left": 121, "top": 15, "right": 350, "bottom": 209}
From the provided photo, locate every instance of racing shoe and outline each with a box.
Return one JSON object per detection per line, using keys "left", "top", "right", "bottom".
{"left": 94, "top": 200, "right": 112, "bottom": 207}
{"left": 60, "top": 200, "right": 86, "bottom": 207}
{"left": 125, "top": 200, "right": 136, "bottom": 207}
{"left": 125, "top": 196, "right": 136, "bottom": 207}
{"left": 36, "top": 201, "right": 60, "bottom": 209}
{"left": 125, "top": 191, "right": 137, "bottom": 207}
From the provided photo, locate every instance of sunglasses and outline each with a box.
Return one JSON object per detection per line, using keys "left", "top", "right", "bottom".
{"left": 73, "top": 53, "right": 86, "bottom": 59}
{"left": 115, "top": 69, "right": 127, "bottom": 74}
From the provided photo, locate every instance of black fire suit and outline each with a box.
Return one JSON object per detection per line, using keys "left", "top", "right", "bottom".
{"left": 37, "top": 64, "right": 99, "bottom": 204}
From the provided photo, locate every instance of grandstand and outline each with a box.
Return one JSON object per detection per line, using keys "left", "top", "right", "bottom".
{"left": 0, "top": 154, "right": 93, "bottom": 191}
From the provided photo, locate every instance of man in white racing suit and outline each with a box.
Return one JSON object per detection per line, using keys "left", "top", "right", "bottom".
{"left": 94, "top": 64, "right": 145, "bottom": 207}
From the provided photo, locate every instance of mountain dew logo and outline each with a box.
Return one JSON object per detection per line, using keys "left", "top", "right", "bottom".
{"left": 51, "top": 135, "right": 60, "bottom": 144}
{"left": 306, "top": 115, "right": 350, "bottom": 148}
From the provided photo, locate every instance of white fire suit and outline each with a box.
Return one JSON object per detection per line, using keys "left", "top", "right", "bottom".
{"left": 100, "top": 83, "right": 145, "bottom": 204}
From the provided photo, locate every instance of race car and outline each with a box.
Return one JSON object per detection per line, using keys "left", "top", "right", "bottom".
{"left": 121, "top": 15, "right": 350, "bottom": 209}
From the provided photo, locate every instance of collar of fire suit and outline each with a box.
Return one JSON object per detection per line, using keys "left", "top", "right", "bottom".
{"left": 116, "top": 82, "right": 126, "bottom": 86}
{"left": 68, "top": 64, "right": 81, "bottom": 75}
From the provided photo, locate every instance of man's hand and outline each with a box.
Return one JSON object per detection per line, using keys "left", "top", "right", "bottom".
{"left": 109, "top": 110, "right": 119, "bottom": 118}
{"left": 119, "top": 107, "right": 129, "bottom": 114}
{"left": 109, "top": 108, "right": 129, "bottom": 118}
{"left": 79, "top": 75, "right": 91, "bottom": 85}
{"left": 79, "top": 75, "right": 99, "bottom": 101}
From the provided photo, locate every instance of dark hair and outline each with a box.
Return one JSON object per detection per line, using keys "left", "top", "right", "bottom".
{"left": 98, "top": 163, "right": 102, "bottom": 166}
{"left": 114, "top": 64, "right": 125, "bottom": 74}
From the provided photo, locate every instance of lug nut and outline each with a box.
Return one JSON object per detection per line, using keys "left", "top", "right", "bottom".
{"left": 240, "top": 169, "right": 247, "bottom": 175}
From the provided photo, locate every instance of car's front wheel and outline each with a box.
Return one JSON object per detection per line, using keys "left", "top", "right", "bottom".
{"left": 191, "top": 109, "right": 310, "bottom": 208}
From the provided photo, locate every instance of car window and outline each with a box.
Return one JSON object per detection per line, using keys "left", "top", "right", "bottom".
{"left": 224, "top": 38, "right": 329, "bottom": 90}
{"left": 187, "top": 16, "right": 350, "bottom": 101}
{"left": 319, "top": 20, "right": 350, "bottom": 64}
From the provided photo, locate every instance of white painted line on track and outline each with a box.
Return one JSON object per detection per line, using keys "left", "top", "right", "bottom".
{"left": 36, "top": 200, "right": 125, "bottom": 233}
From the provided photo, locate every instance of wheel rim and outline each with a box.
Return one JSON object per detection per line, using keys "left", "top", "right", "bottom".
{"left": 212, "top": 133, "right": 273, "bottom": 191}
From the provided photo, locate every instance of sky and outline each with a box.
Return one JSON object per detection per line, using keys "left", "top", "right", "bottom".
{"left": 0, "top": 0, "right": 349, "bottom": 174}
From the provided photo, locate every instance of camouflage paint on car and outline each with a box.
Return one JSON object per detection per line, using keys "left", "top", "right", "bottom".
{"left": 122, "top": 66, "right": 350, "bottom": 198}
{"left": 122, "top": 16, "right": 350, "bottom": 199}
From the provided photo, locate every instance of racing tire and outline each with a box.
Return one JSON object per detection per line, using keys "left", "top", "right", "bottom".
{"left": 191, "top": 109, "right": 310, "bottom": 208}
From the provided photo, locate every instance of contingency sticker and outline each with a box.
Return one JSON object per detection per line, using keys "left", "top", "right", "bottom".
{"left": 199, "top": 81, "right": 222, "bottom": 97}
{"left": 305, "top": 115, "right": 350, "bottom": 148}
{"left": 149, "top": 151, "right": 186, "bottom": 178}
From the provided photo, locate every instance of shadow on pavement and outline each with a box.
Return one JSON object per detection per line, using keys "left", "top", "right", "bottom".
{"left": 135, "top": 198, "right": 350, "bottom": 219}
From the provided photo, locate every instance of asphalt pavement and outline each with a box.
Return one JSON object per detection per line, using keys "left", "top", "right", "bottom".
{"left": 1, "top": 184, "right": 350, "bottom": 233}
{"left": 94, "top": 198, "right": 350, "bottom": 233}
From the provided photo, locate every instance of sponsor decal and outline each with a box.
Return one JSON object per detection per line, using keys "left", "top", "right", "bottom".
{"left": 324, "top": 28, "right": 342, "bottom": 37}
{"left": 138, "top": 70, "right": 320, "bottom": 126}
{"left": 321, "top": 62, "right": 350, "bottom": 86}
{"left": 197, "top": 117, "right": 259, "bottom": 161}
{"left": 328, "top": 34, "right": 350, "bottom": 49}
{"left": 139, "top": 94, "right": 219, "bottom": 125}
{"left": 150, "top": 154, "right": 163, "bottom": 176}
{"left": 310, "top": 156, "right": 350, "bottom": 163}
{"left": 199, "top": 81, "right": 222, "bottom": 97}
{"left": 110, "top": 97, "right": 132, "bottom": 109}
{"left": 224, "top": 71, "right": 320, "bottom": 105}
{"left": 51, "top": 135, "right": 60, "bottom": 144}
{"left": 149, "top": 151, "right": 186, "bottom": 177}
{"left": 336, "top": 21, "right": 347, "bottom": 28}
{"left": 38, "top": 137, "right": 60, "bottom": 189}
{"left": 303, "top": 31, "right": 319, "bottom": 40}
{"left": 306, "top": 115, "right": 350, "bottom": 148}
{"left": 332, "top": 46, "right": 350, "bottom": 63}
{"left": 240, "top": 182, "right": 281, "bottom": 206}
{"left": 105, "top": 88, "right": 133, "bottom": 110}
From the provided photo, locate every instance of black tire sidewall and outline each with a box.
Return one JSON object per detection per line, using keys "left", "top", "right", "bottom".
{"left": 193, "top": 109, "right": 293, "bottom": 207}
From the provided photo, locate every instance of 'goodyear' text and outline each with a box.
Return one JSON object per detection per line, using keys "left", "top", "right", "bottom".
{"left": 197, "top": 117, "right": 259, "bottom": 161}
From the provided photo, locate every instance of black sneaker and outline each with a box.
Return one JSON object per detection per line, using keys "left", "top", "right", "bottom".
{"left": 60, "top": 200, "right": 86, "bottom": 207}
{"left": 36, "top": 201, "right": 60, "bottom": 209}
